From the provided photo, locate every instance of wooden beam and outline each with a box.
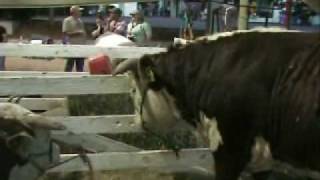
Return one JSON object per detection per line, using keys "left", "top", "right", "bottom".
{"left": 0, "top": 75, "right": 130, "bottom": 96}
{"left": 41, "top": 107, "right": 69, "bottom": 116}
{"left": 169, "top": 0, "right": 176, "bottom": 18}
{"left": 48, "top": 8, "right": 55, "bottom": 26}
{"left": 52, "top": 134, "right": 141, "bottom": 152}
{"left": 238, "top": 0, "right": 249, "bottom": 30}
{"left": 0, "top": 43, "right": 166, "bottom": 59}
{"left": 285, "top": 0, "right": 293, "bottom": 29}
{"left": 50, "top": 115, "right": 143, "bottom": 134}
{"left": 0, "top": 98, "right": 66, "bottom": 111}
{"left": 206, "top": 1, "right": 222, "bottom": 34}
{"left": 0, "top": 71, "right": 89, "bottom": 77}
{"left": 48, "top": 149, "right": 214, "bottom": 173}
{"left": 0, "top": 0, "right": 158, "bottom": 8}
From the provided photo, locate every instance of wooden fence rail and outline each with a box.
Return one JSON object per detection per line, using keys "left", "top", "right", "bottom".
{"left": 51, "top": 115, "right": 142, "bottom": 134}
{"left": 0, "top": 98, "right": 66, "bottom": 111}
{"left": 0, "top": 43, "right": 166, "bottom": 59}
{"left": 53, "top": 134, "right": 141, "bottom": 152}
{"left": 49, "top": 149, "right": 214, "bottom": 173}
{"left": 0, "top": 75, "right": 130, "bottom": 95}
{"left": 0, "top": 71, "right": 89, "bottom": 76}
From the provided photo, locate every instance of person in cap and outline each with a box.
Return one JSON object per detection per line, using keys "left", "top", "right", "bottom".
{"left": 104, "top": 8, "right": 127, "bottom": 36}
{"left": 127, "top": 10, "right": 152, "bottom": 43}
{"left": 62, "top": 5, "right": 87, "bottom": 72}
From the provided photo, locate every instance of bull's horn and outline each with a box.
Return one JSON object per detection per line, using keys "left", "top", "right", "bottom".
{"left": 25, "top": 114, "right": 66, "bottom": 130}
{"left": 112, "top": 58, "right": 139, "bottom": 75}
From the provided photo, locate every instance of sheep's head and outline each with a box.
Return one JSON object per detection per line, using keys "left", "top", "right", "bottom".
{"left": 0, "top": 102, "right": 64, "bottom": 154}
{"left": 0, "top": 102, "right": 65, "bottom": 180}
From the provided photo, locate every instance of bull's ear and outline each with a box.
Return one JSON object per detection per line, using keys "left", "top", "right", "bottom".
{"left": 112, "top": 58, "right": 139, "bottom": 75}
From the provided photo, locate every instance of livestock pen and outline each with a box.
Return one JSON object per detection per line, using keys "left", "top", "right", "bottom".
{"left": 0, "top": 42, "right": 215, "bottom": 179}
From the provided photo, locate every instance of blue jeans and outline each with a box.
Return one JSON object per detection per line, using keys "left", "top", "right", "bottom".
{"left": 64, "top": 58, "right": 84, "bottom": 72}
{"left": 0, "top": 56, "right": 5, "bottom": 71}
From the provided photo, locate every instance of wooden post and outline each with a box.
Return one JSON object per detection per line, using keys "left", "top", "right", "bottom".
{"left": 48, "top": 8, "right": 55, "bottom": 26}
{"left": 285, "top": 0, "right": 293, "bottom": 29}
{"left": 264, "top": 16, "right": 269, "bottom": 27}
{"left": 170, "top": 0, "right": 177, "bottom": 17}
{"left": 206, "top": 2, "right": 213, "bottom": 34}
{"left": 206, "top": 1, "right": 222, "bottom": 34}
{"left": 238, "top": 0, "right": 249, "bottom": 30}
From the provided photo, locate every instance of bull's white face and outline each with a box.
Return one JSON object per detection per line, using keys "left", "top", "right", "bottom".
{"left": 114, "top": 59, "right": 224, "bottom": 148}
{"left": 137, "top": 83, "right": 224, "bottom": 150}
{"left": 132, "top": 74, "right": 190, "bottom": 134}
{"left": 114, "top": 58, "right": 192, "bottom": 134}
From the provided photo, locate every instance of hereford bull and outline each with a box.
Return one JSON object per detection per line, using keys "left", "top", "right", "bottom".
{"left": 0, "top": 102, "right": 65, "bottom": 180}
{"left": 114, "top": 29, "right": 320, "bottom": 179}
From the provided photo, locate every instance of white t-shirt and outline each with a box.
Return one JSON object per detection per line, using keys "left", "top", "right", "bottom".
{"left": 127, "top": 21, "right": 152, "bottom": 43}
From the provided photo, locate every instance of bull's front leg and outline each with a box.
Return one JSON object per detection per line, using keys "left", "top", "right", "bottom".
{"left": 213, "top": 125, "right": 254, "bottom": 180}
{"left": 195, "top": 114, "right": 254, "bottom": 179}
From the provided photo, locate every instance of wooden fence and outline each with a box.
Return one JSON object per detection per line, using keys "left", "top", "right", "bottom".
{"left": 0, "top": 43, "right": 215, "bottom": 176}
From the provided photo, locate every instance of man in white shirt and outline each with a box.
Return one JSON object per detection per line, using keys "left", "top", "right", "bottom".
{"left": 62, "top": 5, "right": 87, "bottom": 72}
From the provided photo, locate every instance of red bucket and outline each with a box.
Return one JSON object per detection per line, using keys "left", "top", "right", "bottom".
{"left": 88, "top": 54, "right": 112, "bottom": 75}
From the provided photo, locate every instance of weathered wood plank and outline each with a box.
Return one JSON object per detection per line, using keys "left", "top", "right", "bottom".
{"left": 0, "top": 98, "right": 66, "bottom": 111}
{"left": 49, "top": 149, "right": 214, "bottom": 173}
{"left": 0, "top": 0, "right": 157, "bottom": 8}
{"left": 0, "top": 71, "right": 89, "bottom": 77}
{"left": 0, "top": 43, "right": 166, "bottom": 59}
{"left": 52, "top": 134, "right": 141, "bottom": 152}
{"left": 0, "top": 75, "right": 130, "bottom": 96}
{"left": 41, "top": 107, "right": 69, "bottom": 116}
{"left": 50, "top": 115, "right": 142, "bottom": 134}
